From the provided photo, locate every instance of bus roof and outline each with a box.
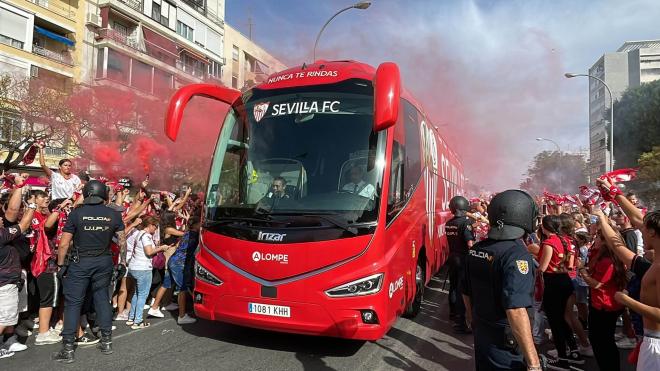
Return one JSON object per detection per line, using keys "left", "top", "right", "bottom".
{"left": 257, "top": 60, "right": 462, "bottom": 168}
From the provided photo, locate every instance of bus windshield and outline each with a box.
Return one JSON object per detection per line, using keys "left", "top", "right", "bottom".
{"left": 205, "top": 79, "right": 387, "bottom": 227}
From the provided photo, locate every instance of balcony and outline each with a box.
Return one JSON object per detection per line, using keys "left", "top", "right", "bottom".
{"left": 117, "top": 0, "right": 142, "bottom": 12}
{"left": 29, "top": 0, "right": 76, "bottom": 20}
{"left": 176, "top": 59, "right": 207, "bottom": 79}
{"left": 32, "top": 44, "right": 73, "bottom": 65}
{"left": 182, "top": 0, "right": 205, "bottom": 15}
{"left": 97, "top": 28, "right": 144, "bottom": 52}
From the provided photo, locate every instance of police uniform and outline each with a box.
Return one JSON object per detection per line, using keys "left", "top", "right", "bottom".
{"left": 59, "top": 200, "right": 124, "bottom": 346}
{"left": 462, "top": 238, "right": 535, "bottom": 370}
{"left": 445, "top": 214, "right": 475, "bottom": 327}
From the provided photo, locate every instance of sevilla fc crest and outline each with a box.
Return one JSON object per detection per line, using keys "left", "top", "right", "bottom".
{"left": 516, "top": 260, "right": 529, "bottom": 275}
{"left": 253, "top": 102, "right": 270, "bottom": 123}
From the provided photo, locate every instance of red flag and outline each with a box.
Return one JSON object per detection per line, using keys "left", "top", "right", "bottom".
{"left": 578, "top": 185, "right": 601, "bottom": 206}
{"left": 564, "top": 194, "right": 579, "bottom": 205}
{"left": 601, "top": 168, "right": 638, "bottom": 182}
{"left": 22, "top": 145, "right": 38, "bottom": 165}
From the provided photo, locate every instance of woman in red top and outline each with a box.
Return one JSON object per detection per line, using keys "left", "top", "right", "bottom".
{"left": 579, "top": 230, "right": 627, "bottom": 371}
{"left": 559, "top": 213, "right": 592, "bottom": 356}
{"left": 538, "top": 215, "right": 584, "bottom": 368}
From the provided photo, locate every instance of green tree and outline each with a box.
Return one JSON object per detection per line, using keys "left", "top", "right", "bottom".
{"left": 520, "top": 151, "right": 588, "bottom": 195}
{"left": 634, "top": 146, "right": 660, "bottom": 208}
{"left": 611, "top": 79, "right": 660, "bottom": 168}
{"left": 0, "top": 74, "right": 75, "bottom": 172}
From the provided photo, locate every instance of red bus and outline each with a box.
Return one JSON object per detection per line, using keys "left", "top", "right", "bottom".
{"left": 164, "top": 60, "right": 464, "bottom": 340}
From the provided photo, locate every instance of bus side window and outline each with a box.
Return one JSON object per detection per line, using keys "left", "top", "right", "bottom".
{"left": 403, "top": 101, "right": 422, "bottom": 195}
{"left": 387, "top": 140, "right": 405, "bottom": 223}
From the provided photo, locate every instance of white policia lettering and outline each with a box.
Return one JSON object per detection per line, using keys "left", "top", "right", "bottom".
{"left": 469, "top": 249, "right": 491, "bottom": 260}
{"left": 83, "top": 226, "right": 110, "bottom": 231}
{"left": 82, "top": 216, "right": 112, "bottom": 221}
{"left": 271, "top": 101, "right": 340, "bottom": 116}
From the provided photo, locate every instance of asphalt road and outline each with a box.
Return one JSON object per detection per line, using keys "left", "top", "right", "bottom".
{"left": 4, "top": 274, "right": 634, "bottom": 371}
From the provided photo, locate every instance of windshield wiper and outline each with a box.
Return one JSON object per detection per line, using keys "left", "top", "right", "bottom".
{"left": 267, "top": 212, "right": 375, "bottom": 236}
{"left": 203, "top": 215, "right": 274, "bottom": 228}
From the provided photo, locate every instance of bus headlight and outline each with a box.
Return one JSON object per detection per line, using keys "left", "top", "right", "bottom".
{"left": 195, "top": 261, "right": 223, "bottom": 286}
{"left": 325, "top": 273, "right": 383, "bottom": 297}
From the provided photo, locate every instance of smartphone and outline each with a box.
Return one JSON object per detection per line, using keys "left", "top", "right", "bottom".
{"left": 542, "top": 204, "right": 548, "bottom": 215}
{"left": 589, "top": 214, "right": 598, "bottom": 224}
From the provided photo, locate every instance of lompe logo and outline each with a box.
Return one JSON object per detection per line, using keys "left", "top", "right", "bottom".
{"left": 252, "top": 252, "right": 261, "bottom": 262}
{"left": 253, "top": 102, "right": 270, "bottom": 122}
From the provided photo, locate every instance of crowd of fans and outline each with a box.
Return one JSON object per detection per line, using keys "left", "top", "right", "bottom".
{"left": 0, "top": 147, "right": 202, "bottom": 360}
{"left": 464, "top": 175, "right": 658, "bottom": 370}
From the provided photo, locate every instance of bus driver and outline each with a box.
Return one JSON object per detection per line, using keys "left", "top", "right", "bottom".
{"left": 342, "top": 166, "right": 375, "bottom": 199}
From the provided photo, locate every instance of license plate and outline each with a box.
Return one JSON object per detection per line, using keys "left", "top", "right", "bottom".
{"left": 248, "top": 302, "right": 291, "bottom": 318}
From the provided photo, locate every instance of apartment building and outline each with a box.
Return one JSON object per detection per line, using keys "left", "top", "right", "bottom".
{"left": 82, "top": 0, "right": 226, "bottom": 98}
{"left": 587, "top": 40, "right": 660, "bottom": 177}
{"left": 223, "top": 23, "right": 286, "bottom": 90}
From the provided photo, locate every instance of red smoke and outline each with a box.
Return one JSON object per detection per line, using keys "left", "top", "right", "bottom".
{"left": 62, "top": 83, "right": 228, "bottom": 190}
{"left": 132, "top": 137, "right": 167, "bottom": 174}
{"left": 92, "top": 143, "right": 121, "bottom": 178}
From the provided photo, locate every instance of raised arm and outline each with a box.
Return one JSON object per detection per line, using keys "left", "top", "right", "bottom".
{"left": 597, "top": 178, "right": 644, "bottom": 229}
{"left": 171, "top": 187, "right": 192, "bottom": 212}
{"left": 125, "top": 197, "right": 150, "bottom": 222}
{"left": 593, "top": 208, "right": 635, "bottom": 268}
{"left": 4, "top": 185, "right": 26, "bottom": 223}
{"left": 38, "top": 145, "right": 53, "bottom": 178}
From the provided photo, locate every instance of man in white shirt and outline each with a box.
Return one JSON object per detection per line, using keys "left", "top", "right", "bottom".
{"left": 38, "top": 144, "right": 81, "bottom": 200}
{"left": 342, "top": 166, "right": 375, "bottom": 199}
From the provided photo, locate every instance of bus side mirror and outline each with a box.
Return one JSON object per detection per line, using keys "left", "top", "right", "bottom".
{"left": 165, "top": 84, "right": 242, "bottom": 141}
{"left": 373, "top": 62, "right": 401, "bottom": 132}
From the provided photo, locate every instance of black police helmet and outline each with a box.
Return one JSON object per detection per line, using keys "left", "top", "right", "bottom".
{"left": 487, "top": 190, "right": 538, "bottom": 240}
{"left": 82, "top": 180, "right": 108, "bottom": 205}
{"left": 449, "top": 196, "right": 470, "bottom": 215}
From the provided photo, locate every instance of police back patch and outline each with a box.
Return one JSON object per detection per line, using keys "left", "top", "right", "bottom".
{"left": 516, "top": 260, "right": 529, "bottom": 274}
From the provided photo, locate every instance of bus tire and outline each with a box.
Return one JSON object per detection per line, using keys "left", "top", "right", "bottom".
{"left": 403, "top": 256, "right": 425, "bottom": 318}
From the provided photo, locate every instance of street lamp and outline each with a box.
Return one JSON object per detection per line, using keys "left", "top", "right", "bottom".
{"left": 312, "top": 1, "right": 372, "bottom": 62}
{"left": 536, "top": 137, "right": 562, "bottom": 191}
{"left": 565, "top": 72, "right": 614, "bottom": 172}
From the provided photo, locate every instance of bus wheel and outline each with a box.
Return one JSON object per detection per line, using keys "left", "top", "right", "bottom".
{"left": 403, "top": 257, "right": 425, "bottom": 318}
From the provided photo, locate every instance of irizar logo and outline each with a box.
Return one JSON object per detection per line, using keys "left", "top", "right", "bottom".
{"left": 252, "top": 251, "right": 289, "bottom": 264}
{"left": 388, "top": 276, "right": 404, "bottom": 299}
{"left": 257, "top": 231, "right": 286, "bottom": 242}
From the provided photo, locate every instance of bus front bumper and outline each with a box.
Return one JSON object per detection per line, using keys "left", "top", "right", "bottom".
{"left": 193, "top": 289, "right": 388, "bottom": 341}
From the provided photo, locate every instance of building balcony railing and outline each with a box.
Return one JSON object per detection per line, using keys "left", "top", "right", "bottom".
{"left": 182, "top": 0, "right": 205, "bottom": 15}
{"left": 117, "top": 0, "right": 143, "bottom": 12}
{"left": 29, "top": 0, "right": 76, "bottom": 20}
{"left": 97, "top": 28, "right": 144, "bottom": 52}
{"left": 175, "top": 60, "right": 207, "bottom": 79}
{"left": 98, "top": 28, "right": 206, "bottom": 82}
{"left": 32, "top": 44, "right": 73, "bottom": 65}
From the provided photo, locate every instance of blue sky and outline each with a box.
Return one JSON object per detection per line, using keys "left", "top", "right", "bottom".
{"left": 226, "top": 0, "right": 660, "bottom": 189}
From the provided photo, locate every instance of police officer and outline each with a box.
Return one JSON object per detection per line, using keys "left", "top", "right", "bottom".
{"left": 462, "top": 190, "right": 543, "bottom": 371}
{"left": 445, "top": 196, "right": 475, "bottom": 333}
{"left": 53, "top": 180, "right": 125, "bottom": 363}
